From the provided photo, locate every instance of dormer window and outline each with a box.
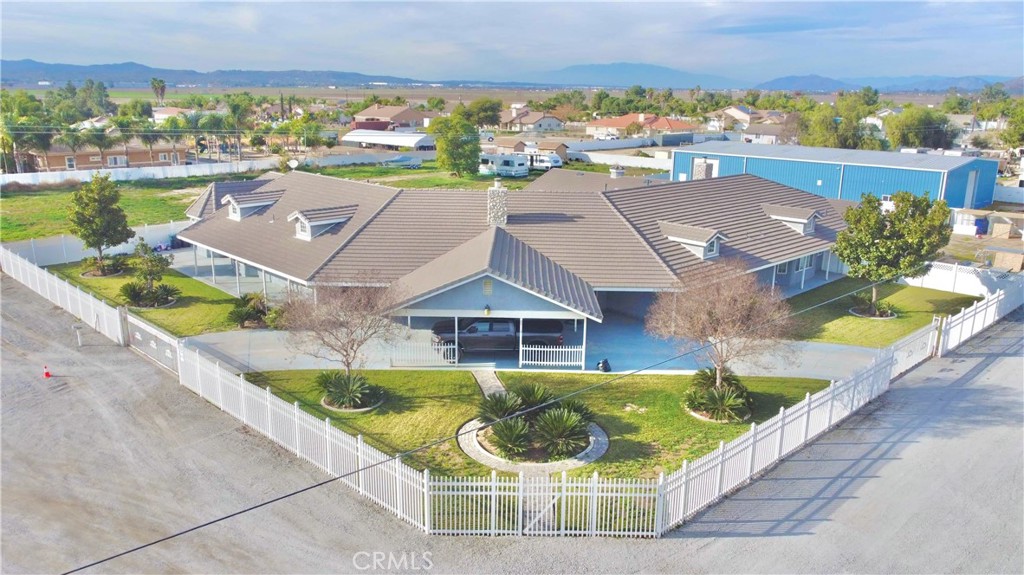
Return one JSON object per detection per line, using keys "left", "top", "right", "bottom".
{"left": 287, "top": 205, "right": 357, "bottom": 242}
{"left": 228, "top": 203, "right": 240, "bottom": 221}
{"left": 762, "top": 204, "right": 823, "bottom": 236}
{"left": 222, "top": 189, "right": 284, "bottom": 221}
{"left": 658, "top": 221, "right": 728, "bottom": 261}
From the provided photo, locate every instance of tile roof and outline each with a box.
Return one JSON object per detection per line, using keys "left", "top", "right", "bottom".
{"left": 353, "top": 104, "right": 423, "bottom": 121}
{"left": 185, "top": 173, "right": 282, "bottom": 220}
{"left": 658, "top": 221, "right": 724, "bottom": 244}
{"left": 679, "top": 141, "right": 982, "bottom": 171}
{"left": 178, "top": 171, "right": 400, "bottom": 281}
{"left": 602, "top": 174, "right": 847, "bottom": 277}
{"left": 761, "top": 203, "right": 822, "bottom": 221}
{"left": 393, "top": 226, "right": 602, "bottom": 320}
{"left": 588, "top": 113, "right": 693, "bottom": 131}
{"left": 292, "top": 205, "right": 358, "bottom": 223}
{"left": 223, "top": 188, "right": 286, "bottom": 206}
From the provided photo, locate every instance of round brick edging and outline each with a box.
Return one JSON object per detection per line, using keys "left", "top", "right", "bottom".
{"left": 319, "top": 396, "right": 384, "bottom": 414}
{"left": 457, "top": 418, "right": 608, "bottom": 474}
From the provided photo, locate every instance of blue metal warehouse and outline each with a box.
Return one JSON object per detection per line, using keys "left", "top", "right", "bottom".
{"left": 671, "top": 141, "right": 999, "bottom": 209}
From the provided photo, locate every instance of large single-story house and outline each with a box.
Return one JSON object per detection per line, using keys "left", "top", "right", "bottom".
{"left": 339, "top": 130, "right": 435, "bottom": 151}
{"left": 497, "top": 109, "right": 565, "bottom": 132}
{"left": 27, "top": 138, "right": 186, "bottom": 172}
{"left": 671, "top": 141, "right": 999, "bottom": 209}
{"left": 353, "top": 104, "right": 430, "bottom": 128}
{"left": 178, "top": 169, "right": 850, "bottom": 368}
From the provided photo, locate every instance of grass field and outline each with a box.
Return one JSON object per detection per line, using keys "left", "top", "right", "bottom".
{"left": 788, "top": 277, "right": 982, "bottom": 346}
{"left": 1, "top": 173, "right": 263, "bottom": 242}
{"left": 259, "top": 369, "right": 827, "bottom": 478}
{"left": 48, "top": 261, "right": 238, "bottom": 336}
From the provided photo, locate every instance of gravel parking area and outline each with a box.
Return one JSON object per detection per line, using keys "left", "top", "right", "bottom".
{"left": 3, "top": 275, "right": 1021, "bottom": 574}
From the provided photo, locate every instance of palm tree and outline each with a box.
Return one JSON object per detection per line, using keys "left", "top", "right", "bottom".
{"left": 179, "top": 111, "right": 203, "bottom": 163}
{"left": 24, "top": 120, "right": 55, "bottom": 172}
{"left": 54, "top": 126, "right": 86, "bottom": 169}
{"left": 136, "top": 123, "right": 165, "bottom": 165}
{"left": 150, "top": 78, "right": 166, "bottom": 106}
{"left": 159, "top": 116, "right": 185, "bottom": 164}
{"left": 109, "top": 117, "right": 139, "bottom": 168}
{"left": 83, "top": 127, "right": 115, "bottom": 168}
{"left": 199, "top": 113, "right": 226, "bottom": 161}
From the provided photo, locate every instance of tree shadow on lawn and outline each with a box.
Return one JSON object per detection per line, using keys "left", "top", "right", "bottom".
{"left": 748, "top": 391, "right": 796, "bottom": 422}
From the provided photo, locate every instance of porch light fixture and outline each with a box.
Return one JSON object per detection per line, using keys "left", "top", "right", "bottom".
{"left": 483, "top": 305, "right": 491, "bottom": 316}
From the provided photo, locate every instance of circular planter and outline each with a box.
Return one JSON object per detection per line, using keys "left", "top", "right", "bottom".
{"left": 688, "top": 409, "right": 751, "bottom": 424}
{"left": 128, "top": 297, "right": 177, "bottom": 310}
{"left": 80, "top": 269, "right": 125, "bottom": 279}
{"left": 848, "top": 307, "right": 898, "bottom": 320}
{"left": 457, "top": 419, "right": 608, "bottom": 474}
{"left": 320, "top": 396, "right": 384, "bottom": 414}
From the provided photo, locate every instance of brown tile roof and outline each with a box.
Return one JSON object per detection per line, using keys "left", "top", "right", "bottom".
{"left": 393, "top": 226, "right": 602, "bottom": 320}
{"left": 178, "top": 171, "right": 399, "bottom": 282}
{"left": 587, "top": 114, "right": 695, "bottom": 131}
{"left": 658, "top": 221, "right": 725, "bottom": 244}
{"left": 223, "top": 188, "right": 286, "bottom": 206}
{"left": 185, "top": 173, "right": 283, "bottom": 220}
{"left": 602, "top": 174, "right": 847, "bottom": 277}
{"left": 761, "top": 203, "right": 822, "bottom": 221}
{"left": 354, "top": 104, "right": 423, "bottom": 121}
{"left": 292, "top": 205, "right": 358, "bottom": 223}
{"left": 314, "top": 188, "right": 676, "bottom": 290}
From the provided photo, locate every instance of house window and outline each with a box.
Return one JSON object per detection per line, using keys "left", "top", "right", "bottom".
{"left": 65, "top": 157, "right": 76, "bottom": 170}
{"left": 108, "top": 156, "right": 126, "bottom": 167}
{"left": 482, "top": 279, "right": 493, "bottom": 296}
{"left": 228, "top": 204, "right": 240, "bottom": 221}
{"left": 171, "top": 153, "right": 180, "bottom": 165}
{"left": 881, "top": 195, "right": 892, "bottom": 202}
{"left": 298, "top": 220, "right": 309, "bottom": 234}
{"left": 776, "top": 262, "right": 788, "bottom": 275}
{"left": 803, "top": 220, "right": 816, "bottom": 234}
{"left": 706, "top": 239, "right": 718, "bottom": 256}
{"left": 159, "top": 153, "right": 169, "bottom": 162}
{"left": 89, "top": 156, "right": 102, "bottom": 162}
{"left": 795, "top": 255, "right": 813, "bottom": 272}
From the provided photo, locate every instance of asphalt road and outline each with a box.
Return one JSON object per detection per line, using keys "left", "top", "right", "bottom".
{"left": 2, "top": 276, "right": 1021, "bottom": 574}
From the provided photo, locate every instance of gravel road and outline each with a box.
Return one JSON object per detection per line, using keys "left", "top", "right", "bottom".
{"left": 2, "top": 276, "right": 1021, "bottom": 574}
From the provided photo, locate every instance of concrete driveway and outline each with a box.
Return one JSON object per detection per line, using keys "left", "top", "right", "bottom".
{"left": 4, "top": 275, "right": 1020, "bottom": 573}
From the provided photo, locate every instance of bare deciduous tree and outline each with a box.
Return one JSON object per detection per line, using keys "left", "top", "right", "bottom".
{"left": 279, "top": 275, "right": 405, "bottom": 374}
{"left": 645, "top": 258, "right": 794, "bottom": 389}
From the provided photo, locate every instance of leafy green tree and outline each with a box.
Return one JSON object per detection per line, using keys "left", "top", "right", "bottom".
{"left": 884, "top": 106, "right": 956, "bottom": 149}
{"left": 428, "top": 115, "right": 481, "bottom": 177}
{"left": 117, "top": 98, "right": 153, "bottom": 119}
{"left": 941, "top": 88, "right": 971, "bottom": 114}
{"left": 1001, "top": 98, "right": 1024, "bottom": 148}
{"left": 130, "top": 237, "right": 173, "bottom": 292}
{"left": 453, "top": 97, "right": 502, "bottom": 127}
{"left": 979, "top": 83, "right": 1010, "bottom": 105}
{"left": 67, "top": 174, "right": 136, "bottom": 274}
{"left": 832, "top": 192, "right": 951, "bottom": 313}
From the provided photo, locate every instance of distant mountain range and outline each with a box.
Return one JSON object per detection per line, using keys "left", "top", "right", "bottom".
{"left": 1, "top": 59, "right": 1019, "bottom": 94}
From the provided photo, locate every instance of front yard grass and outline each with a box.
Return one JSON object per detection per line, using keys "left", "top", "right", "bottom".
{"left": 252, "top": 369, "right": 493, "bottom": 477}
{"left": 48, "top": 261, "right": 237, "bottom": 337}
{"left": 787, "top": 277, "right": 982, "bottom": 347}
{"left": 258, "top": 369, "right": 827, "bottom": 479}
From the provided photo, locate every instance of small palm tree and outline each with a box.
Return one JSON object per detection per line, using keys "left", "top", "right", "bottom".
{"left": 316, "top": 371, "right": 372, "bottom": 409}
{"left": 160, "top": 117, "right": 186, "bottom": 164}
{"left": 508, "top": 382, "right": 553, "bottom": 421}
{"left": 83, "top": 127, "right": 115, "bottom": 168}
{"left": 150, "top": 78, "right": 166, "bottom": 106}
{"left": 136, "top": 123, "right": 165, "bottom": 165}
{"left": 490, "top": 417, "right": 530, "bottom": 458}
{"left": 534, "top": 408, "right": 589, "bottom": 459}
{"left": 477, "top": 393, "right": 522, "bottom": 424}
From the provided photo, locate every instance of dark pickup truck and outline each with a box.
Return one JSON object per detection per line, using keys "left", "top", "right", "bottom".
{"left": 431, "top": 318, "right": 564, "bottom": 358}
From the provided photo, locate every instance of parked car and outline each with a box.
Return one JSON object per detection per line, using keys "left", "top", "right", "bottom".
{"left": 430, "top": 318, "right": 564, "bottom": 361}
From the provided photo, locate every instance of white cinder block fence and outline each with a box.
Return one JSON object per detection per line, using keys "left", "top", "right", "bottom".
{"left": 2, "top": 243, "right": 1020, "bottom": 537}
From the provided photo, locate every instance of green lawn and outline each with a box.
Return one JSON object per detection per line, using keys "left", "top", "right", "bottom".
{"left": 561, "top": 161, "right": 668, "bottom": 178}
{"left": 48, "top": 261, "right": 238, "bottom": 337}
{"left": 788, "top": 277, "right": 981, "bottom": 347}
{"left": 304, "top": 162, "right": 540, "bottom": 190}
{"left": 258, "top": 369, "right": 827, "bottom": 479}
{"left": 1, "top": 173, "right": 263, "bottom": 242}
{"left": 252, "top": 369, "right": 492, "bottom": 477}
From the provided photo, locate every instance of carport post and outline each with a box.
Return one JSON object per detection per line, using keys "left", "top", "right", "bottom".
{"left": 825, "top": 251, "right": 832, "bottom": 281}
{"left": 519, "top": 317, "right": 524, "bottom": 368}
{"left": 581, "top": 318, "right": 587, "bottom": 370}
{"left": 771, "top": 265, "right": 777, "bottom": 292}
{"left": 234, "top": 260, "right": 241, "bottom": 296}
{"left": 192, "top": 244, "right": 198, "bottom": 275}
{"left": 211, "top": 254, "right": 216, "bottom": 284}
{"left": 453, "top": 315, "right": 459, "bottom": 365}
{"left": 261, "top": 269, "right": 267, "bottom": 298}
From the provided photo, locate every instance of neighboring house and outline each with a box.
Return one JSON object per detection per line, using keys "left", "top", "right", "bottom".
{"left": 340, "top": 129, "right": 435, "bottom": 150}
{"left": 490, "top": 137, "right": 527, "bottom": 155}
{"left": 671, "top": 141, "right": 999, "bottom": 209}
{"left": 586, "top": 113, "right": 696, "bottom": 138}
{"left": 27, "top": 138, "right": 186, "bottom": 172}
{"left": 178, "top": 169, "right": 850, "bottom": 364}
{"left": 710, "top": 105, "right": 762, "bottom": 131}
{"left": 534, "top": 141, "right": 569, "bottom": 162}
{"left": 70, "top": 116, "right": 112, "bottom": 130}
{"left": 353, "top": 104, "right": 429, "bottom": 128}
{"left": 740, "top": 124, "right": 791, "bottom": 145}
{"left": 497, "top": 109, "right": 565, "bottom": 132}
{"left": 151, "top": 107, "right": 193, "bottom": 123}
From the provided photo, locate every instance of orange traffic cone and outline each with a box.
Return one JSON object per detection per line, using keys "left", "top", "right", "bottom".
{"left": 43, "top": 366, "right": 51, "bottom": 378}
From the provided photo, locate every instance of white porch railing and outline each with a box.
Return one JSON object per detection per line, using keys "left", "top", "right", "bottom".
{"left": 391, "top": 341, "right": 458, "bottom": 367}
{"left": 519, "top": 345, "right": 585, "bottom": 369}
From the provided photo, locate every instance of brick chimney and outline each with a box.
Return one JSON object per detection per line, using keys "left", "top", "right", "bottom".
{"left": 486, "top": 178, "right": 508, "bottom": 227}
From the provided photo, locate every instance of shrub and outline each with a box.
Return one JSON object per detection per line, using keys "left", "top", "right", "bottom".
{"left": 683, "top": 387, "right": 710, "bottom": 413}
{"left": 477, "top": 393, "right": 523, "bottom": 424}
{"left": 119, "top": 281, "right": 149, "bottom": 306}
{"left": 691, "top": 367, "right": 751, "bottom": 407}
{"left": 874, "top": 301, "right": 898, "bottom": 317}
{"left": 558, "top": 398, "right": 595, "bottom": 423}
{"left": 228, "top": 305, "right": 263, "bottom": 328}
{"left": 704, "top": 388, "right": 747, "bottom": 422}
{"left": 534, "top": 408, "right": 590, "bottom": 459}
{"left": 490, "top": 417, "right": 530, "bottom": 457}
{"left": 849, "top": 291, "right": 872, "bottom": 310}
{"left": 508, "top": 382, "right": 554, "bottom": 420}
{"left": 317, "top": 371, "right": 376, "bottom": 409}
{"left": 264, "top": 307, "right": 284, "bottom": 329}
{"left": 152, "top": 283, "right": 181, "bottom": 306}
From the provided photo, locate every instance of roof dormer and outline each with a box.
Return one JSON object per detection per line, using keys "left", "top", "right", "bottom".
{"left": 658, "top": 221, "right": 729, "bottom": 260}
{"left": 222, "top": 189, "right": 285, "bottom": 221}
{"left": 287, "top": 205, "right": 357, "bottom": 241}
{"left": 762, "top": 204, "right": 823, "bottom": 236}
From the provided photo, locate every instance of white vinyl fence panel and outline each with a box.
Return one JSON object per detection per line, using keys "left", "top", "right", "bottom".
{"left": 519, "top": 345, "right": 585, "bottom": 369}
{"left": 0, "top": 159, "right": 278, "bottom": 186}
{"left": 898, "top": 261, "right": 1023, "bottom": 297}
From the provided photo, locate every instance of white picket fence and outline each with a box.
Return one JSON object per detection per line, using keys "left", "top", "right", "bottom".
{"left": 519, "top": 344, "right": 585, "bottom": 369}
{"left": 3, "top": 243, "right": 1022, "bottom": 537}
{"left": 898, "top": 261, "right": 1023, "bottom": 297}
{"left": 0, "top": 159, "right": 279, "bottom": 186}
{"left": 390, "top": 341, "right": 457, "bottom": 367}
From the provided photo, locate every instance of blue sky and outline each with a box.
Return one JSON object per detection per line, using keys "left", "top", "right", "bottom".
{"left": 2, "top": 1, "right": 1021, "bottom": 83}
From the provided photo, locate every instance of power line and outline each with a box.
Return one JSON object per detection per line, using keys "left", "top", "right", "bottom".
{"left": 61, "top": 271, "right": 920, "bottom": 574}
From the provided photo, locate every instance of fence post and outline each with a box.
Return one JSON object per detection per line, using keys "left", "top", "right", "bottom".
{"left": 951, "top": 261, "right": 959, "bottom": 293}
{"left": 517, "top": 471, "right": 525, "bottom": 536}
{"left": 215, "top": 362, "right": 225, "bottom": 410}
{"left": 357, "top": 434, "right": 365, "bottom": 495}
{"left": 679, "top": 460, "right": 689, "bottom": 520}
{"left": 654, "top": 473, "right": 665, "bottom": 537}
{"left": 396, "top": 458, "right": 405, "bottom": 520}
{"left": 715, "top": 440, "right": 726, "bottom": 498}
{"left": 747, "top": 423, "right": 758, "bottom": 479}
{"left": 776, "top": 406, "right": 786, "bottom": 459}
{"left": 324, "top": 418, "right": 332, "bottom": 473}
{"left": 423, "top": 469, "right": 431, "bottom": 533}
{"left": 239, "top": 374, "right": 248, "bottom": 422}
{"left": 801, "top": 392, "right": 812, "bottom": 445}
{"left": 588, "top": 471, "right": 599, "bottom": 537}
{"left": 561, "top": 470, "right": 568, "bottom": 535}
{"left": 490, "top": 470, "right": 498, "bottom": 536}
{"left": 827, "top": 381, "right": 836, "bottom": 428}
{"left": 294, "top": 402, "right": 302, "bottom": 456}
{"left": 265, "top": 386, "right": 273, "bottom": 438}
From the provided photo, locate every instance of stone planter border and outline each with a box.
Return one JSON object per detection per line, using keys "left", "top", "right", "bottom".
{"left": 457, "top": 418, "right": 608, "bottom": 474}
{"left": 848, "top": 307, "right": 898, "bottom": 320}
{"left": 320, "top": 396, "right": 384, "bottom": 414}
